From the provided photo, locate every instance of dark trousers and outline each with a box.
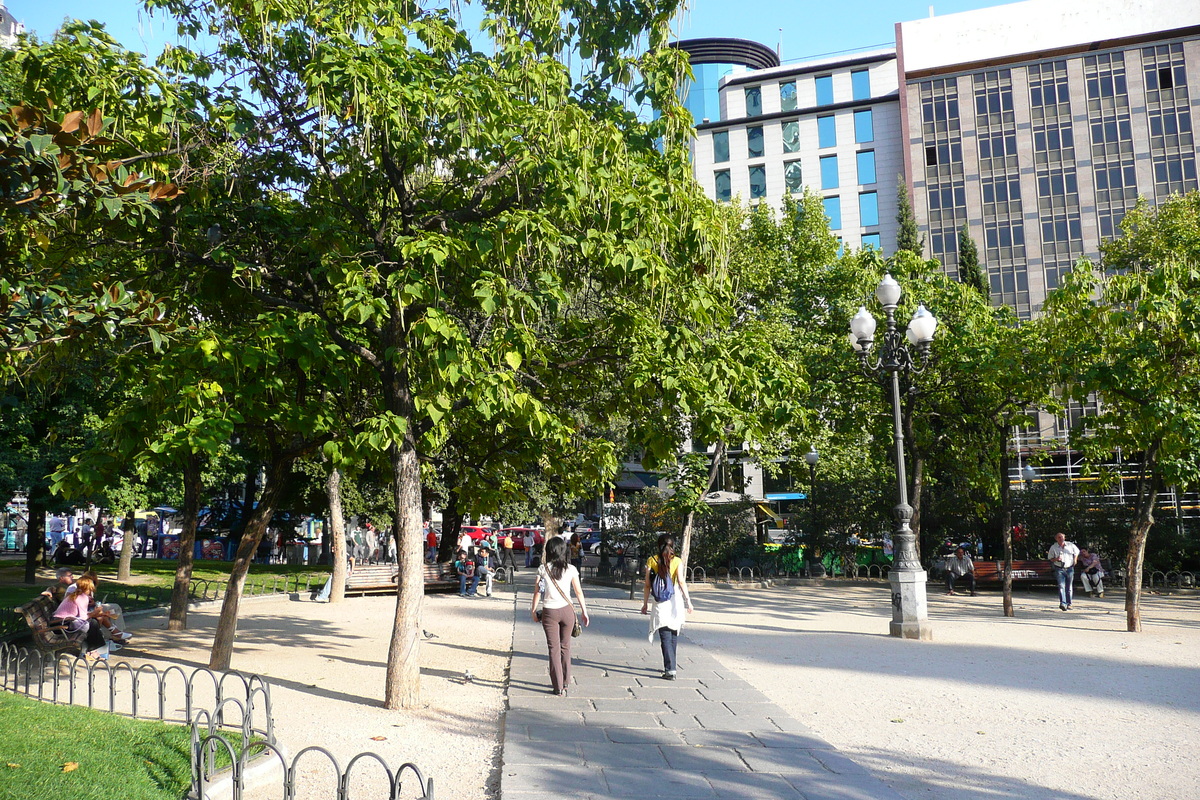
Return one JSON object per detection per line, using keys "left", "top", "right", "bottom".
{"left": 657, "top": 626, "right": 678, "bottom": 672}
{"left": 946, "top": 572, "right": 976, "bottom": 593}
{"left": 501, "top": 548, "right": 518, "bottom": 570}
{"left": 541, "top": 605, "right": 575, "bottom": 693}
{"left": 61, "top": 617, "right": 106, "bottom": 651}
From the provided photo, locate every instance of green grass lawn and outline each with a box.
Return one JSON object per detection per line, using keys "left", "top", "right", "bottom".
{"left": 1, "top": 558, "right": 330, "bottom": 614}
{"left": 0, "top": 692, "right": 195, "bottom": 800}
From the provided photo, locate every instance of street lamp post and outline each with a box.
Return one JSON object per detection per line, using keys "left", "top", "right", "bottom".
{"left": 1022, "top": 464, "right": 1037, "bottom": 490}
{"left": 804, "top": 448, "right": 819, "bottom": 574}
{"left": 849, "top": 274, "right": 938, "bottom": 640}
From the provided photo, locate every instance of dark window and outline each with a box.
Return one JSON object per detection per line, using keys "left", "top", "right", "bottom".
{"left": 1159, "top": 67, "right": 1174, "bottom": 90}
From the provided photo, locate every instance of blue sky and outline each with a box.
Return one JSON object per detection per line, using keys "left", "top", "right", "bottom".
{"left": 11, "top": 0, "right": 1018, "bottom": 61}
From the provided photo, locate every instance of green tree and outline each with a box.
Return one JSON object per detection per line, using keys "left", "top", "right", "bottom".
{"left": 1043, "top": 194, "right": 1200, "bottom": 632}
{"left": 957, "top": 223, "right": 987, "bottom": 297}
{"left": 144, "top": 0, "right": 761, "bottom": 708}
{"left": 895, "top": 179, "right": 925, "bottom": 256}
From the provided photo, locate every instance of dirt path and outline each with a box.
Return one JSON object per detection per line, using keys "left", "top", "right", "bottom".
{"left": 119, "top": 587, "right": 516, "bottom": 800}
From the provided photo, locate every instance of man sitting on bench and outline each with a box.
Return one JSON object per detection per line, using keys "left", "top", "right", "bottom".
{"left": 945, "top": 546, "right": 977, "bottom": 596}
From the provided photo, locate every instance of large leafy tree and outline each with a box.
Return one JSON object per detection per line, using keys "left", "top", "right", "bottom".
{"left": 1044, "top": 194, "right": 1200, "bottom": 632}
{"left": 143, "top": 0, "right": 748, "bottom": 708}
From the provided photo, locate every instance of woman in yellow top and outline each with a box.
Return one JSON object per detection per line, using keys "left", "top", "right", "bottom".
{"left": 640, "top": 533, "right": 693, "bottom": 680}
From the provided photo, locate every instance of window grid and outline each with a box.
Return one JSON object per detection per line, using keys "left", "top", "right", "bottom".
{"left": 784, "top": 161, "right": 803, "bottom": 194}
{"left": 815, "top": 74, "right": 834, "bottom": 105}
{"left": 856, "top": 150, "right": 876, "bottom": 185}
{"left": 747, "top": 125, "right": 764, "bottom": 158}
{"left": 745, "top": 86, "right": 763, "bottom": 117}
{"left": 820, "top": 155, "right": 839, "bottom": 190}
{"left": 749, "top": 165, "right": 767, "bottom": 200}
{"left": 853, "top": 109, "right": 874, "bottom": 143}
{"left": 780, "top": 81, "right": 798, "bottom": 112}
{"left": 712, "top": 130, "right": 729, "bottom": 163}
{"left": 782, "top": 121, "right": 800, "bottom": 154}
{"left": 851, "top": 69, "right": 871, "bottom": 101}
{"left": 1029, "top": 61, "right": 1083, "bottom": 293}
{"left": 1142, "top": 43, "right": 1198, "bottom": 200}
{"left": 919, "top": 78, "right": 967, "bottom": 275}
{"left": 1084, "top": 53, "right": 1138, "bottom": 242}
{"left": 714, "top": 170, "right": 731, "bottom": 202}
{"left": 818, "top": 115, "right": 837, "bottom": 148}
{"left": 973, "top": 69, "right": 1027, "bottom": 314}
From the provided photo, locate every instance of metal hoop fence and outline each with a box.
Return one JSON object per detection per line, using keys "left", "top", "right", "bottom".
{"left": 192, "top": 733, "right": 434, "bottom": 800}
{"left": 0, "top": 640, "right": 273, "bottom": 743}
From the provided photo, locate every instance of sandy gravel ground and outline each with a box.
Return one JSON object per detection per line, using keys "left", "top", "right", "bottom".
{"left": 118, "top": 585, "right": 517, "bottom": 800}
{"left": 683, "top": 583, "right": 1200, "bottom": 800}
{"left": 109, "top": 578, "right": 1200, "bottom": 800}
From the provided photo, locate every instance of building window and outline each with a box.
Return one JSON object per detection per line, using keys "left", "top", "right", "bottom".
{"left": 782, "top": 121, "right": 800, "bottom": 153}
{"left": 820, "top": 155, "right": 839, "bottom": 189}
{"left": 856, "top": 150, "right": 876, "bottom": 185}
{"left": 823, "top": 196, "right": 842, "bottom": 230}
{"left": 815, "top": 74, "right": 834, "bottom": 105}
{"left": 784, "top": 161, "right": 803, "bottom": 194}
{"left": 712, "top": 130, "right": 729, "bottom": 163}
{"left": 854, "top": 109, "right": 874, "bottom": 143}
{"left": 851, "top": 69, "right": 871, "bottom": 100}
{"left": 749, "top": 165, "right": 767, "bottom": 199}
{"left": 745, "top": 86, "right": 762, "bottom": 117}
{"left": 859, "top": 191, "right": 879, "bottom": 226}
{"left": 747, "top": 126, "right": 764, "bottom": 158}
{"left": 715, "top": 170, "right": 731, "bottom": 202}
{"left": 780, "top": 81, "right": 798, "bottom": 112}
{"left": 818, "top": 115, "right": 837, "bottom": 148}
{"left": 861, "top": 233, "right": 882, "bottom": 250}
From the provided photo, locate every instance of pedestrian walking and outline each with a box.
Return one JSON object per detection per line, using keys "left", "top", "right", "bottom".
{"left": 1048, "top": 532, "right": 1080, "bottom": 611}
{"left": 529, "top": 537, "right": 589, "bottom": 696}
{"left": 500, "top": 532, "right": 518, "bottom": 571}
{"left": 640, "top": 533, "right": 693, "bottom": 680}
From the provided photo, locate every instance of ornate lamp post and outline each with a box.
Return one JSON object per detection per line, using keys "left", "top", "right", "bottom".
{"left": 849, "top": 274, "right": 938, "bottom": 640}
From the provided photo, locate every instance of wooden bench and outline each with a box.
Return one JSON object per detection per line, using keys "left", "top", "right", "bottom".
{"left": 969, "top": 560, "right": 1056, "bottom": 584}
{"left": 15, "top": 595, "right": 85, "bottom": 656}
{"left": 340, "top": 563, "right": 458, "bottom": 596}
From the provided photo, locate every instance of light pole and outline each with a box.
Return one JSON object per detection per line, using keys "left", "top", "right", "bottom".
{"left": 1022, "top": 464, "right": 1037, "bottom": 489}
{"left": 804, "top": 448, "right": 819, "bottom": 574}
{"left": 849, "top": 274, "right": 938, "bottom": 640}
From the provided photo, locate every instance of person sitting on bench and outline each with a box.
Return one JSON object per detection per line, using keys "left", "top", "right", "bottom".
{"left": 945, "top": 546, "right": 977, "bottom": 596}
{"left": 454, "top": 549, "right": 480, "bottom": 597}
{"left": 51, "top": 575, "right": 110, "bottom": 660}
{"left": 1078, "top": 547, "right": 1105, "bottom": 598}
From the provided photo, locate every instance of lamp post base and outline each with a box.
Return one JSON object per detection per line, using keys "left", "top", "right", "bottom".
{"left": 889, "top": 568, "right": 932, "bottom": 640}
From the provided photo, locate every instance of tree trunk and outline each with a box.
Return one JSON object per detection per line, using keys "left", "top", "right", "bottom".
{"left": 998, "top": 427, "right": 1014, "bottom": 617}
{"left": 385, "top": 436, "right": 424, "bottom": 709}
{"left": 24, "top": 495, "right": 47, "bottom": 584}
{"left": 168, "top": 454, "right": 202, "bottom": 630}
{"left": 1124, "top": 440, "right": 1161, "bottom": 633}
{"left": 209, "top": 455, "right": 291, "bottom": 670}
{"left": 117, "top": 510, "right": 136, "bottom": 581}
{"left": 327, "top": 466, "right": 348, "bottom": 603}
{"left": 437, "top": 484, "right": 461, "bottom": 563}
{"left": 680, "top": 440, "right": 725, "bottom": 571}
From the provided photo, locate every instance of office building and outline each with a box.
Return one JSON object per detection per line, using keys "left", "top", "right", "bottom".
{"left": 676, "top": 38, "right": 904, "bottom": 253}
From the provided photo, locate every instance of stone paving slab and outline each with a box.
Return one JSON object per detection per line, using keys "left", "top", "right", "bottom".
{"left": 500, "top": 578, "right": 914, "bottom": 799}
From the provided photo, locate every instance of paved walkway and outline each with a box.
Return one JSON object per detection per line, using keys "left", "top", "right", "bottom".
{"left": 501, "top": 575, "right": 908, "bottom": 800}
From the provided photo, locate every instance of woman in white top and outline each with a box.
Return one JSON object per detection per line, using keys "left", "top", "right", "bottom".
{"left": 641, "top": 533, "right": 693, "bottom": 680}
{"left": 530, "top": 536, "right": 590, "bottom": 696}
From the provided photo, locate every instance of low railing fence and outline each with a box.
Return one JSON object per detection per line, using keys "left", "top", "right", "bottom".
{"left": 192, "top": 733, "right": 434, "bottom": 800}
{"left": 0, "top": 640, "right": 273, "bottom": 743}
